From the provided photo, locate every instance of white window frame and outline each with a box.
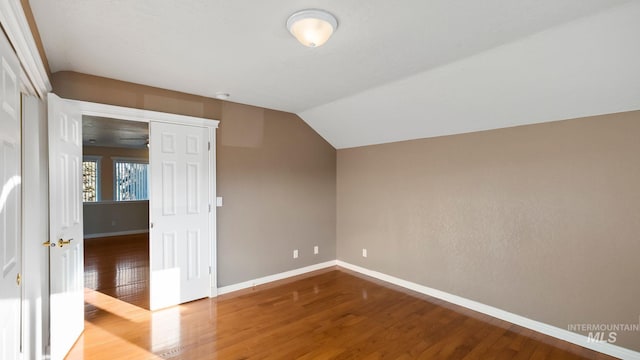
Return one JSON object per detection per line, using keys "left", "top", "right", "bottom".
{"left": 112, "top": 156, "right": 149, "bottom": 201}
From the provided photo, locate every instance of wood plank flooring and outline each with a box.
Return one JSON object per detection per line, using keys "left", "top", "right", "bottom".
{"left": 83, "top": 233, "right": 150, "bottom": 309}
{"left": 71, "top": 235, "right": 615, "bottom": 359}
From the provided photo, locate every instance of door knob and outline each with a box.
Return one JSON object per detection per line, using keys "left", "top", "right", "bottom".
{"left": 58, "top": 238, "right": 73, "bottom": 247}
{"left": 42, "top": 240, "right": 55, "bottom": 247}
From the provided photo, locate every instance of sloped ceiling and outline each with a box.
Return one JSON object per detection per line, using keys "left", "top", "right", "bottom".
{"left": 29, "top": 0, "right": 639, "bottom": 148}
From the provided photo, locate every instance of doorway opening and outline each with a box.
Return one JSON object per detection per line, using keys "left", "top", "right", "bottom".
{"left": 81, "top": 116, "right": 151, "bottom": 310}
{"left": 49, "top": 97, "right": 218, "bottom": 359}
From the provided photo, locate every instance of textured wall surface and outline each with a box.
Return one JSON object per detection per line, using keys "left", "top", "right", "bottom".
{"left": 337, "top": 111, "right": 640, "bottom": 351}
{"left": 83, "top": 201, "right": 149, "bottom": 237}
{"left": 216, "top": 102, "right": 336, "bottom": 285}
{"left": 54, "top": 71, "right": 336, "bottom": 287}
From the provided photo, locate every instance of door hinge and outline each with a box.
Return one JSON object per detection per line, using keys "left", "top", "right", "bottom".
{"left": 209, "top": 266, "right": 212, "bottom": 274}
{"left": 208, "top": 141, "right": 211, "bottom": 151}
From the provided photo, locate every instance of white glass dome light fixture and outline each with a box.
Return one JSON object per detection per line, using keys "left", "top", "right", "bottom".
{"left": 286, "top": 9, "right": 338, "bottom": 48}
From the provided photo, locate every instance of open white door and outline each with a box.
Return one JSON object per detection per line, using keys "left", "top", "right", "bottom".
{"left": 149, "top": 121, "right": 211, "bottom": 310}
{"left": 0, "top": 30, "right": 22, "bottom": 360}
{"left": 48, "top": 93, "right": 84, "bottom": 360}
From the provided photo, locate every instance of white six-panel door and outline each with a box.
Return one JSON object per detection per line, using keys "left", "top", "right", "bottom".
{"left": 0, "top": 29, "right": 22, "bottom": 360}
{"left": 149, "top": 121, "right": 211, "bottom": 310}
{"left": 48, "top": 93, "right": 84, "bottom": 360}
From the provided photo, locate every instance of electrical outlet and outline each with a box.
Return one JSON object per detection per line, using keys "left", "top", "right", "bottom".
{"left": 314, "top": 246, "right": 319, "bottom": 255}
{"left": 293, "top": 249, "right": 299, "bottom": 259}
{"left": 362, "top": 248, "right": 367, "bottom": 258}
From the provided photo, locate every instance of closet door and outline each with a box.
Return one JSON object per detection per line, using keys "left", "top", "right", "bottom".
{"left": 0, "top": 30, "right": 22, "bottom": 360}
{"left": 149, "top": 121, "right": 211, "bottom": 310}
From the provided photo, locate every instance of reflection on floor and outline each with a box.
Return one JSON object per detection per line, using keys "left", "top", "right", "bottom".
{"left": 67, "top": 267, "right": 615, "bottom": 360}
{"left": 84, "top": 233, "right": 150, "bottom": 310}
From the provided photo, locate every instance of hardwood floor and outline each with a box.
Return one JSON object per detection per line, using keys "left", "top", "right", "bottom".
{"left": 84, "top": 233, "right": 150, "bottom": 309}
{"left": 73, "top": 237, "right": 615, "bottom": 359}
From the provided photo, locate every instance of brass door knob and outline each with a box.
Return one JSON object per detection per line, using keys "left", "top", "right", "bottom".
{"left": 58, "top": 238, "right": 73, "bottom": 247}
{"left": 42, "top": 240, "right": 54, "bottom": 247}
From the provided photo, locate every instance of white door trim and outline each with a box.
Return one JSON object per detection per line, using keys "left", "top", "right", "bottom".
{"left": 77, "top": 100, "right": 219, "bottom": 128}
{"left": 72, "top": 99, "right": 220, "bottom": 299}
{"left": 0, "top": 0, "right": 51, "bottom": 97}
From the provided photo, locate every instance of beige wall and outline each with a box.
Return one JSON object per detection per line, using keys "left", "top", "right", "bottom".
{"left": 337, "top": 111, "right": 640, "bottom": 351}
{"left": 83, "top": 145, "right": 149, "bottom": 201}
{"left": 52, "top": 71, "right": 223, "bottom": 119}
{"left": 54, "top": 71, "right": 337, "bottom": 287}
{"left": 83, "top": 201, "right": 149, "bottom": 237}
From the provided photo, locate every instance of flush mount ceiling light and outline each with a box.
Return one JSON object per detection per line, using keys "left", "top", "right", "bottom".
{"left": 215, "top": 92, "right": 230, "bottom": 100}
{"left": 286, "top": 9, "right": 338, "bottom": 47}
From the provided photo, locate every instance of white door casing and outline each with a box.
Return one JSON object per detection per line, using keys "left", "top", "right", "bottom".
{"left": 44, "top": 97, "right": 218, "bottom": 330}
{"left": 48, "top": 93, "right": 84, "bottom": 360}
{"left": 0, "top": 30, "right": 22, "bottom": 360}
{"left": 149, "top": 121, "right": 211, "bottom": 310}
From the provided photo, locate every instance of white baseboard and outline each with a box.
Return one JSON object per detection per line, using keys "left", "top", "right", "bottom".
{"left": 336, "top": 260, "right": 640, "bottom": 360}
{"left": 84, "top": 229, "right": 149, "bottom": 239}
{"left": 217, "top": 260, "right": 337, "bottom": 295}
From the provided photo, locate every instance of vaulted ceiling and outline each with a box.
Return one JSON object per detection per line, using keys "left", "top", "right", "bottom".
{"left": 29, "top": 0, "right": 640, "bottom": 148}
